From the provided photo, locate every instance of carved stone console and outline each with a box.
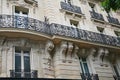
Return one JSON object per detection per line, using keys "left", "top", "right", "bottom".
{"left": 43, "top": 40, "right": 54, "bottom": 78}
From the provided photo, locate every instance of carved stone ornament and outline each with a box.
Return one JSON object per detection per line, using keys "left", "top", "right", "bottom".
{"left": 8, "top": 0, "right": 38, "bottom": 7}
{"left": 45, "top": 40, "right": 54, "bottom": 59}
{"left": 59, "top": 41, "right": 67, "bottom": 62}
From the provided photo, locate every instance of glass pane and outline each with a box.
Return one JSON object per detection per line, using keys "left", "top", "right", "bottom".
{"left": 24, "top": 51, "right": 30, "bottom": 72}
{"left": 83, "top": 63, "right": 90, "bottom": 74}
{"left": 15, "top": 50, "right": 21, "bottom": 72}
{"left": 80, "top": 62, "right": 84, "bottom": 73}
{"left": 15, "top": 50, "right": 21, "bottom": 78}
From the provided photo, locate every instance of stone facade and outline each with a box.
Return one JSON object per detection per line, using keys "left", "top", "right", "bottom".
{"left": 0, "top": 0, "right": 120, "bottom": 80}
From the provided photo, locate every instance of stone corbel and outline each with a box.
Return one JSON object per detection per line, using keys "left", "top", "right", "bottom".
{"left": 97, "top": 48, "right": 109, "bottom": 66}
{"left": 0, "top": 37, "right": 6, "bottom": 46}
{"left": 109, "top": 53, "right": 117, "bottom": 64}
{"left": 90, "top": 48, "right": 97, "bottom": 57}
{"left": 59, "top": 41, "right": 67, "bottom": 62}
{"left": 72, "top": 45, "right": 79, "bottom": 60}
{"left": 66, "top": 42, "right": 73, "bottom": 62}
{"left": 97, "top": 48, "right": 104, "bottom": 61}
{"left": 89, "top": 48, "right": 97, "bottom": 61}
{"left": 45, "top": 40, "right": 54, "bottom": 59}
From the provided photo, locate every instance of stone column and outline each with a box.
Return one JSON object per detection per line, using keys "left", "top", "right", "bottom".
{"left": 66, "top": 42, "right": 73, "bottom": 63}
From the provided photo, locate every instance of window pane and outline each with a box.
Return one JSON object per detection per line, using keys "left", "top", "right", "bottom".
{"left": 80, "top": 62, "right": 84, "bottom": 73}
{"left": 15, "top": 50, "right": 21, "bottom": 78}
{"left": 15, "top": 50, "right": 21, "bottom": 72}
{"left": 83, "top": 63, "right": 89, "bottom": 74}
{"left": 24, "top": 51, "right": 30, "bottom": 72}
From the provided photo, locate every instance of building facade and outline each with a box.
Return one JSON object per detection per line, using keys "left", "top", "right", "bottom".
{"left": 0, "top": 0, "right": 120, "bottom": 80}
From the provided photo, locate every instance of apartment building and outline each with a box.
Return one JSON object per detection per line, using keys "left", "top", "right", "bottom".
{"left": 0, "top": 0, "right": 120, "bottom": 80}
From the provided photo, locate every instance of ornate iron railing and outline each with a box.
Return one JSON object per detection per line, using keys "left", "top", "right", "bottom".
{"left": 0, "top": 15, "right": 120, "bottom": 48}
{"left": 10, "top": 70, "right": 38, "bottom": 78}
{"left": 0, "top": 15, "right": 50, "bottom": 34}
{"left": 81, "top": 73, "right": 99, "bottom": 80}
{"left": 60, "top": 2, "right": 82, "bottom": 14}
{"left": 107, "top": 16, "right": 120, "bottom": 26}
{"left": 90, "top": 11, "right": 104, "bottom": 21}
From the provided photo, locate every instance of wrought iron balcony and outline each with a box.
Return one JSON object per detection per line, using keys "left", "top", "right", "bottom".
{"left": 81, "top": 73, "right": 99, "bottom": 80}
{"left": 60, "top": 2, "right": 82, "bottom": 15}
{"left": 113, "top": 75, "right": 120, "bottom": 80}
{"left": 90, "top": 11, "right": 105, "bottom": 22}
{"left": 10, "top": 70, "right": 38, "bottom": 78}
{"left": 0, "top": 15, "right": 120, "bottom": 48}
{"left": 107, "top": 16, "right": 120, "bottom": 26}
{"left": 0, "top": 15, "right": 50, "bottom": 34}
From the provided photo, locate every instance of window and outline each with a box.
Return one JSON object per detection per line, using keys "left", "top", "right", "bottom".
{"left": 70, "top": 20, "right": 79, "bottom": 27}
{"left": 79, "top": 58, "right": 90, "bottom": 74}
{"left": 114, "top": 31, "right": 120, "bottom": 36}
{"left": 15, "top": 6, "right": 29, "bottom": 28}
{"left": 88, "top": 2, "right": 96, "bottom": 11}
{"left": 64, "top": 0, "right": 73, "bottom": 4}
{"left": 15, "top": 47, "right": 31, "bottom": 78}
{"left": 97, "top": 27, "right": 104, "bottom": 33}
{"left": 15, "top": 6, "right": 29, "bottom": 17}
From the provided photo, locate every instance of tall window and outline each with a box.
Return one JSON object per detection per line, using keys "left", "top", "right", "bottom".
{"left": 15, "top": 47, "right": 31, "bottom": 78}
{"left": 79, "top": 58, "right": 90, "bottom": 74}
{"left": 14, "top": 6, "right": 29, "bottom": 28}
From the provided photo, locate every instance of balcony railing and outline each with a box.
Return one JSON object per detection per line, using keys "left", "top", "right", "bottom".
{"left": 113, "top": 75, "right": 120, "bottom": 80}
{"left": 90, "top": 11, "right": 104, "bottom": 22}
{"left": 0, "top": 15, "right": 50, "bottom": 34}
{"left": 10, "top": 70, "right": 38, "bottom": 78}
{"left": 81, "top": 73, "right": 99, "bottom": 80}
{"left": 60, "top": 2, "right": 82, "bottom": 15}
{"left": 0, "top": 15, "right": 120, "bottom": 48}
{"left": 107, "top": 16, "right": 120, "bottom": 26}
